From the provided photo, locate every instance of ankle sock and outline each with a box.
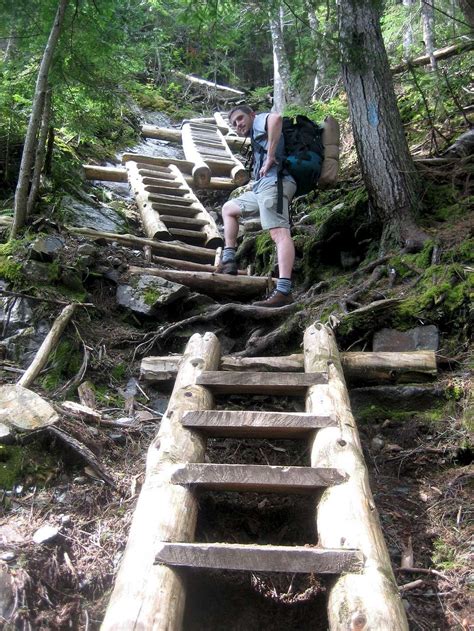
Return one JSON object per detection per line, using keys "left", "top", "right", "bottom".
{"left": 222, "top": 247, "right": 236, "bottom": 263}
{"left": 276, "top": 278, "right": 292, "bottom": 295}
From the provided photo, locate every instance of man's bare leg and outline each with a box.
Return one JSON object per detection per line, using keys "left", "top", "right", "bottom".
{"left": 216, "top": 200, "right": 242, "bottom": 274}
{"left": 270, "top": 226, "right": 295, "bottom": 279}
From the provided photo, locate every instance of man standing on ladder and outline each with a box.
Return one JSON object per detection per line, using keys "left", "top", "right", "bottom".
{"left": 216, "top": 105, "right": 296, "bottom": 307}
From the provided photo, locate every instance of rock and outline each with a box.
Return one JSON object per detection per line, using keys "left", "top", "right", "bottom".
{"left": 0, "top": 563, "right": 14, "bottom": 620}
{"left": 0, "top": 385, "right": 59, "bottom": 440}
{"left": 0, "top": 282, "right": 35, "bottom": 336}
{"left": 77, "top": 243, "right": 97, "bottom": 257}
{"left": 61, "top": 195, "right": 129, "bottom": 233}
{"left": 0, "top": 524, "right": 25, "bottom": 546}
{"left": 350, "top": 384, "right": 445, "bottom": 416}
{"left": 21, "top": 260, "right": 59, "bottom": 284}
{"left": 30, "top": 235, "right": 64, "bottom": 261}
{"left": 32, "top": 524, "right": 59, "bottom": 544}
{"left": 371, "top": 436, "right": 385, "bottom": 452}
{"left": 116, "top": 275, "right": 189, "bottom": 315}
{"left": 1, "top": 319, "right": 51, "bottom": 367}
{"left": 0, "top": 552, "right": 16, "bottom": 562}
{"left": 373, "top": 325, "right": 439, "bottom": 352}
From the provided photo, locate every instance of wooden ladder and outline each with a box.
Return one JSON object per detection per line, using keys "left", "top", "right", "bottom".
{"left": 102, "top": 325, "right": 409, "bottom": 631}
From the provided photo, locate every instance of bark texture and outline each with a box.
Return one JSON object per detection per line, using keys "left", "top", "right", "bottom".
{"left": 269, "top": 5, "right": 293, "bottom": 112}
{"left": 11, "top": 0, "right": 69, "bottom": 238}
{"left": 420, "top": 0, "right": 437, "bottom": 70}
{"left": 338, "top": 0, "right": 423, "bottom": 250}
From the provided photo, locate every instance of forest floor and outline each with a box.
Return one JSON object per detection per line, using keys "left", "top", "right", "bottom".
{"left": 1, "top": 121, "right": 472, "bottom": 630}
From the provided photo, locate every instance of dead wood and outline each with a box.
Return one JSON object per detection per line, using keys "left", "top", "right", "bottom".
{"left": 48, "top": 425, "right": 116, "bottom": 487}
{"left": 391, "top": 40, "right": 474, "bottom": 74}
{"left": 18, "top": 303, "right": 77, "bottom": 389}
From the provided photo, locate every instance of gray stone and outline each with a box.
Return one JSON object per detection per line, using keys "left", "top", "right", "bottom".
{"left": 61, "top": 195, "right": 128, "bottom": 233}
{"left": 0, "top": 320, "right": 50, "bottom": 367}
{"left": 373, "top": 325, "right": 439, "bottom": 352}
{"left": 0, "top": 564, "right": 14, "bottom": 621}
{"left": 32, "top": 524, "right": 59, "bottom": 544}
{"left": 350, "top": 384, "right": 445, "bottom": 416}
{"left": 30, "top": 235, "right": 64, "bottom": 261}
{"left": 22, "top": 260, "right": 59, "bottom": 284}
{"left": 0, "top": 284, "right": 34, "bottom": 336}
{"left": 116, "top": 275, "right": 189, "bottom": 315}
{"left": 77, "top": 243, "right": 98, "bottom": 257}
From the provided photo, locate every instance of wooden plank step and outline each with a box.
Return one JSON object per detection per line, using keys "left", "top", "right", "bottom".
{"left": 135, "top": 162, "right": 173, "bottom": 174}
{"left": 141, "top": 177, "right": 182, "bottom": 188}
{"left": 168, "top": 227, "right": 207, "bottom": 242}
{"left": 150, "top": 203, "right": 199, "bottom": 217}
{"left": 196, "top": 371, "right": 328, "bottom": 394}
{"left": 144, "top": 185, "right": 188, "bottom": 196}
{"left": 181, "top": 410, "right": 336, "bottom": 438}
{"left": 171, "top": 463, "right": 345, "bottom": 492}
{"left": 155, "top": 542, "right": 363, "bottom": 574}
{"left": 160, "top": 215, "right": 208, "bottom": 228}
{"left": 147, "top": 193, "right": 194, "bottom": 205}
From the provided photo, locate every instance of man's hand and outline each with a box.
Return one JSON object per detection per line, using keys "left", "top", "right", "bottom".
{"left": 259, "top": 155, "right": 278, "bottom": 178}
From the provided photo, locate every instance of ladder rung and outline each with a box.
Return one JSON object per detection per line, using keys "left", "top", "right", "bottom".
{"left": 160, "top": 215, "right": 208, "bottom": 228}
{"left": 168, "top": 228, "right": 207, "bottom": 242}
{"left": 155, "top": 542, "right": 363, "bottom": 574}
{"left": 181, "top": 410, "right": 336, "bottom": 438}
{"left": 171, "top": 463, "right": 346, "bottom": 492}
{"left": 196, "top": 371, "right": 328, "bottom": 394}
{"left": 145, "top": 185, "right": 188, "bottom": 196}
{"left": 150, "top": 203, "right": 199, "bottom": 217}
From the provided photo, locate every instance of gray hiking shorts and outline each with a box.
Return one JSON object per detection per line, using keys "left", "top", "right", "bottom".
{"left": 234, "top": 178, "right": 297, "bottom": 230}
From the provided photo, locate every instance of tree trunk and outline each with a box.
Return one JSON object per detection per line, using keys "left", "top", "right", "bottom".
{"left": 458, "top": 0, "right": 474, "bottom": 28}
{"left": 27, "top": 86, "right": 52, "bottom": 217}
{"left": 338, "top": 0, "right": 424, "bottom": 251}
{"left": 402, "top": 0, "right": 415, "bottom": 56}
{"left": 269, "top": 5, "right": 293, "bottom": 112}
{"left": 11, "top": 0, "right": 69, "bottom": 239}
{"left": 420, "top": 0, "right": 437, "bottom": 70}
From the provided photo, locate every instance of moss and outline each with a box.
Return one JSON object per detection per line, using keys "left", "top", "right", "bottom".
{"left": 143, "top": 287, "right": 162, "bottom": 306}
{"left": 0, "top": 444, "right": 58, "bottom": 490}
{"left": 254, "top": 232, "right": 275, "bottom": 275}
{"left": 421, "top": 182, "right": 472, "bottom": 223}
{"left": 40, "top": 339, "right": 82, "bottom": 391}
{"left": 111, "top": 363, "right": 127, "bottom": 380}
{"left": 0, "top": 256, "right": 23, "bottom": 283}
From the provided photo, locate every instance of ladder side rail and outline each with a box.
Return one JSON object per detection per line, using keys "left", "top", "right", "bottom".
{"left": 101, "top": 332, "right": 221, "bottom": 631}
{"left": 304, "top": 323, "right": 409, "bottom": 631}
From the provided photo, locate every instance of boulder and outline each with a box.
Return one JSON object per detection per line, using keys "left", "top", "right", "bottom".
{"left": 61, "top": 195, "right": 128, "bottom": 233}
{"left": 30, "top": 235, "right": 64, "bottom": 261}
{"left": 116, "top": 275, "right": 189, "bottom": 315}
{"left": 0, "top": 384, "right": 59, "bottom": 442}
{"left": 373, "top": 325, "right": 439, "bottom": 352}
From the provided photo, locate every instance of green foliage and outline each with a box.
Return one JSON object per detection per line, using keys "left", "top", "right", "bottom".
{"left": 432, "top": 537, "right": 460, "bottom": 570}
{"left": 40, "top": 339, "right": 82, "bottom": 391}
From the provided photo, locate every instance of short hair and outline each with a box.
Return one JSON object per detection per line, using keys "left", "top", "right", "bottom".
{"left": 228, "top": 105, "right": 254, "bottom": 120}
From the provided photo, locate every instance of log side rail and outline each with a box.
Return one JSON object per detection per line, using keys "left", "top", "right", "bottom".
{"left": 101, "top": 333, "right": 221, "bottom": 631}
{"left": 140, "top": 124, "right": 250, "bottom": 152}
{"left": 124, "top": 159, "right": 222, "bottom": 249}
{"left": 140, "top": 350, "right": 438, "bottom": 385}
{"left": 182, "top": 121, "right": 249, "bottom": 186}
{"left": 304, "top": 323, "right": 409, "bottom": 630}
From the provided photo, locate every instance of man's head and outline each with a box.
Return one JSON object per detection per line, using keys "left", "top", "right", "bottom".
{"left": 228, "top": 105, "right": 256, "bottom": 137}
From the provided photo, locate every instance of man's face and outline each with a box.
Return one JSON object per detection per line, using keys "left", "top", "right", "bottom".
{"left": 229, "top": 110, "right": 255, "bottom": 137}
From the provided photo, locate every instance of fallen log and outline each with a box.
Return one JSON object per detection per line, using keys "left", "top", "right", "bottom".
{"left": 391, "top": 40, "right": 474, "bottom": 74}
{"left": 173, "top": 71, "right": 245, "bottom": 97}
{"left": 304, "top": 324, "right": 408, "bottom": 630}
{"left": 66, "top": 227, "right": 216, "bottom": 264}
{"left": 140, "top": 350, "right": 437, "bottom": 384}
{"left": 101, "top": 332, "right": 221, "bottom": 630}
{"left": 18, "top": 303, "right": 77, "bottom": 388}
{"left": 128, "top": 265, "right": 273, "bottom": 298}
{"left": 83, "top": 165, "right": 128, "bottom": 182}
{"left": 141, "top": 125, "right": 250, "bottom": 152}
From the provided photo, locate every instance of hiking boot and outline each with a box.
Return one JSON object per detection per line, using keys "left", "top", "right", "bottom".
{"left": 253, "top": 289, "right": 294, "bottom": 308}
{"left": 215, "top": 260, "right": 238, "bottom": 275}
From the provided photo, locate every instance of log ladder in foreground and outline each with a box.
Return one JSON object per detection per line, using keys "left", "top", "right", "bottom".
{"left": 101, "top": 324, "right": 411, "bottom": 630}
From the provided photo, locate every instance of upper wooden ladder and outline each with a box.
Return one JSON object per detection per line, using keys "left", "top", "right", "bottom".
{"left": 101, "top": 324, "right": 409, "bottom": 631}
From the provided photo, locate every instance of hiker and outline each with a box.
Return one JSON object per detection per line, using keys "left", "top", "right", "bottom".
{"left": 216, "top": 105, "right": 297, "bottom": 308}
